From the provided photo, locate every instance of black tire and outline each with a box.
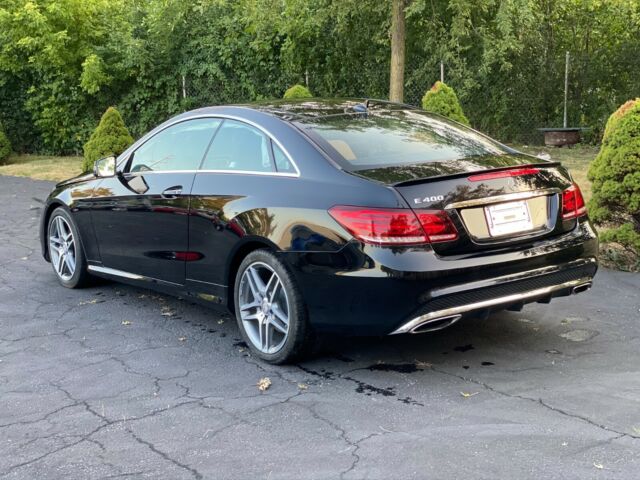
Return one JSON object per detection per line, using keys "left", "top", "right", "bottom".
{"left": 233, "top": 249, "right": 313, "bottom": 364}
{"left": 47, "top": 208, "right": 92, "bottom": 289}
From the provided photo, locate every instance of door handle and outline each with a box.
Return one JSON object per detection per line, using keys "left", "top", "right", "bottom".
{"left": 162, "top": 186, "right": 183, "bottom": 197}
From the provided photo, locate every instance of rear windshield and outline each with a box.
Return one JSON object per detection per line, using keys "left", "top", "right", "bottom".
{"left": 298, "top": 110, "right": 510, "bottom": 171}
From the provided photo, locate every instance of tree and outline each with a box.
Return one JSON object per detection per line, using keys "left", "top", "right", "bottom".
{"left": 421, "top": 81, "right": 470, "bottom": 125}
{"left": 587, "top": 99, "right": 640, "bottom": 260}
{"left": 82, "top": 107, "right": 133, "bottom": 172}
{"left": 389, "top": 0, "right": 405, "bottom": 102}
{"left": 283, "top": 84, "right": 312, "bottom": 99}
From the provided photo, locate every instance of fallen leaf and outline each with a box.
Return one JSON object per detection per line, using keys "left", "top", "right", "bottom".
{"left": 121, "top": 320, "right": 132, "bottom": 326}
{"left": 178, "top": 336, "right": 187, "bottom": 342}
{"left": 415, "top": 360, "right": 432, "bottom": 369}
{"left": 238, "top": 347, "right": 246, "bottom": 353}
{"left": 297, "top": 383, "right": 308, "bottom": 390}
{"left": 460, "top": 391, "right": 479, "bottom": 398}
{"left": 161, "top": 306, "right": 175, "bottom": 317}
{"left": 20, "top": 256, "right": 28, "bottom": 260}
{"left": 217, "top": 319, "right": 225, "bottom": 325}
{"left": 78, "top": 299, "right": 100, "bottom": 306}
{"left": 561, "top": 442, "right": 568, "bottom": 446}
{"left": 257, "top": 377, "right": 272, "bottom": 391}
{"left": 633, "top": 426, "right": 640, "bottom": 435}
{"left": 593, "top": 462, "right": 604, "bottom": 470}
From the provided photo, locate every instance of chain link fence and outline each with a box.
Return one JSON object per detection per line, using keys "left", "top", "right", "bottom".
{"left": 180, "top": 50, "right": 640, "bottom": 147}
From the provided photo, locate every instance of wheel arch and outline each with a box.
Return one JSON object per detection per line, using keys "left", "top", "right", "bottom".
{"left": 226, "top": 238, "right": 277, "bottom": 312}
{"left": 41, "top": 201, "right": 69, "bottom": 262}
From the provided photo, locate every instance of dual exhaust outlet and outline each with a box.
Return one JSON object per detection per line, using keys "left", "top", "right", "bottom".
{"left": 408, "top": 281, "right": 593, "bottom": 335}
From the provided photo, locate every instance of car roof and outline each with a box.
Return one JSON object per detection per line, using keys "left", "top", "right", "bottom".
{"left": 184, "top": 98, "right": 418, "bottom": 123}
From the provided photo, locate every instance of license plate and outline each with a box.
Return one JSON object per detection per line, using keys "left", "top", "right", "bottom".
{"left": 484, "top": 200, "right": 533, "bottom": 237}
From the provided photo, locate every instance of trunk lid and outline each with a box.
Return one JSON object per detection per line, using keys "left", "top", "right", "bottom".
{"left": 354, "top": 154, "right": 576, "bottom": 255}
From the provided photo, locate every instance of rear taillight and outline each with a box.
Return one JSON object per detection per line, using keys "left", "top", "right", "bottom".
{"left": 328, "top": 206, "right": 458, "bottom": 245}
{"left": 562, "top": 184, "right": 587, "bottom": 219}
{"left": 468, "top": 167, "right": 540, "bottom": 182}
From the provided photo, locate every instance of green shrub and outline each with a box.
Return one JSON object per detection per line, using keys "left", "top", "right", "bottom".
{"left": 283, "top": 84, "right": 313, "bottom": 100}
{"left": 0, "top": 123, "right": 11, "bottom": 163}
{"left": 82, "top": 107, "right": 133, "bottom": 172}
{"left": 587, "top": 98, "right": 640, "bottom": 259}
{"left": 421, "top": 81, "right": 470, "bottom": 126}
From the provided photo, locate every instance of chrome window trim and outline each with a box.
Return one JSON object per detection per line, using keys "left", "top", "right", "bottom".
{"left": 119, "top": 113, "right": 301, "bottom": 178}
{"left": 122, "top": 169, "right": 298, "bottom": 178}
{"left": 445, "top": 188, "right": 560, "bottom": 210}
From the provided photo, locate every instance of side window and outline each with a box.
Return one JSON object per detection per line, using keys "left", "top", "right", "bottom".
{"left": 271, "top": 141, "right": 296, "bottom": 174}
{"left": 201, "top": 120, "right": 275, "bottom": 173}
{"left": 128, "top": 118, "right": 221, "bottom": 173}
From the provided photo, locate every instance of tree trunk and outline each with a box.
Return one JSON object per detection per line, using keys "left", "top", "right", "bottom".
{"left": 389, "top": 0, "right": 406, "bottom": 103}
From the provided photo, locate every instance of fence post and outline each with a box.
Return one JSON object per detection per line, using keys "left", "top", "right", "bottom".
{"left": 182, "top": 74, "right": 187, "bottom": 100}
{"left": 440, "top": 61, "right": 444, "bottom": 83}
{"left": 563, "top": 51, "right": 569, "bottom": 128}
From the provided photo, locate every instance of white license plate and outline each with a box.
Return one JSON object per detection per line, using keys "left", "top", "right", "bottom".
{"left": 484, "top": 200, "right": 533, "bottom": 237}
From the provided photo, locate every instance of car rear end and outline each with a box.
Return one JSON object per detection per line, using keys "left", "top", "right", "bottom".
{"left": 289, "top": 102, "right": 598, "bottom": 335}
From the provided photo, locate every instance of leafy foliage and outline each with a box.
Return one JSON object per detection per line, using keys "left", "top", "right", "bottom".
{"left": 0, "top": 0, "right": 639, "bottom": 154}
{"left": 82, "top": 107, "right": 133, "bottom": 172}
{"left": 421, "top": 81, "right": 469, "bottom": 125}
{"left": 0, "top": 123, "right": 11, "bottom": 162}
{"left": 283, "top": 84, "right": 312, "bottom": 99}
{"left": 587, "top": 99, "right": 640, "bottom": 259}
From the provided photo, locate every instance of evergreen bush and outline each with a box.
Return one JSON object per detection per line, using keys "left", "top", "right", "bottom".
{"left": 0, "top": 123, "right": 11, "bottom": 163}
{"left": 587, "top": 99, "right": 640, "bottom": 259}
{"left": 283, "top": 84, "right": 313, "bottom": 99}
{"left": 421, "top": 81, "right": 470, "bottom": 126}
{"left": 83, "top": 107, "right": 133, "bottom": 172}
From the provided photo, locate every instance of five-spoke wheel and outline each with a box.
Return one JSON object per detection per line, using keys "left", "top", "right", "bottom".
{"left": 49, "top": 215, "right": 76, "bottom": 281}
{"left": 234, "top": 249, "right": 311, "bottom": 364}
{"left": 47, "top": 208, "right": 91, "bottom": 288}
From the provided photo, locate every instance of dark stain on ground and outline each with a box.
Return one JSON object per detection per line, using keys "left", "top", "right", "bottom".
{"left": 366, "top": 363, "right": 420, "bottom": 374}
{"left": 462, "top": 365, "right": 470, "bottom": 370}
{"left": 454, "top": 344, "right": 474, "bottom": 352}
{"left": 345, "top": 376, "right": 396, "bottom": 397}
{"left": 233, "top": 341, "right": 248, "bottom": 349}
{"left": 398, "top": 396, "right": 424, "bottom": 406}
{"left": 297, "top": 365, "right": 335, "bottom": 380}
{"left": 481, "top": 361, "right": 495, "bottom": 366}
{"left": 207, "top": 329, "right": 216, "bottom": 333}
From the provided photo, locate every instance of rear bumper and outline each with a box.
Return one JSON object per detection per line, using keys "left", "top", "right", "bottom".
{"left": 279, "top": 218, "right": 598, "bottom": 335}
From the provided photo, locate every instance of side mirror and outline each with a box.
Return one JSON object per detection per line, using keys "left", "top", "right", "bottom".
{"left": 94, "top": 156, "right": 116, "bottom": 178}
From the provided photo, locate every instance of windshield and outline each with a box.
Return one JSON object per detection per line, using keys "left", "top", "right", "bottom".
{"left": 299, "top": 110, "right": 510, "bottom": 171}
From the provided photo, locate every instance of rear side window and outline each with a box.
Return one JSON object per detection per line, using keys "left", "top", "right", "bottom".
{"left": 299, "top": 110, "right": 509, "bottom": 171}
{"left": 128, "top": 118, "right": 221, "bottom": 172}
{"left": 271, "top": 141, "right": 296, "bottom": 174}
{"left": 201, "top": 120, "right": 274, "bottom": 173}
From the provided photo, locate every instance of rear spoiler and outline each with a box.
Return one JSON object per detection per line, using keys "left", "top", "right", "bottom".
{"left": 391, "top": 162, "right": 561, "bottom": 187}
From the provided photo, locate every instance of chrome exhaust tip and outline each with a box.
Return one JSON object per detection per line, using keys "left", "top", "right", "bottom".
{"left": 571, "top": 282, "right": 592, "bottom": 295}
{"left": 410, "top": 314, "right": 462, "bottom": 334}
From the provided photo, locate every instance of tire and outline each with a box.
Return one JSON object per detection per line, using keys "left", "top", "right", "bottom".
{"left": 47, "top": 207, "right": 92, "bottom": 289}
{"left": 233, "top": 249, "right": 312, "bottom": 364}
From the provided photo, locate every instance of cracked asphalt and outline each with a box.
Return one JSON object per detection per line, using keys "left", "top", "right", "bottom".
{"left": 1, "top": 175, "right": 640, "bottom": 479}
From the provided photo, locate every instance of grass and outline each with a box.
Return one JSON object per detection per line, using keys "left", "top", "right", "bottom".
{"left": 0, "top": 154, "right": 84, "bottom": 182}
{"left": 512, "top": 143, "right": 598, "bottom": 202}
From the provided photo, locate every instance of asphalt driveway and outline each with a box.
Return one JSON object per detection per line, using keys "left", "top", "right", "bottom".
{"left": 1, "top": 175, "right": 639, "bottom": 479}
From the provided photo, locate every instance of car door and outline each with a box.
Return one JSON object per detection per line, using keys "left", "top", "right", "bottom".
{"left": 187, "top": 119, "right": 295, "bottom": 300}
{"left": 91, "top": 117, "right": 222, "bottom": 285}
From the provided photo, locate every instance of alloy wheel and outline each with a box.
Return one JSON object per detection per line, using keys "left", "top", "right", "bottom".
{"left": 238, "top": 262, "right": 290, "bottom": 354}
{"left": 49, "top": 216, "right": 76, "bottom": 281}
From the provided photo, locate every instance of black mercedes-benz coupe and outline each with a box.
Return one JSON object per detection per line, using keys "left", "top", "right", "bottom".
{"left": 40, "top": 99, "right": 598, "bottom": 363}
